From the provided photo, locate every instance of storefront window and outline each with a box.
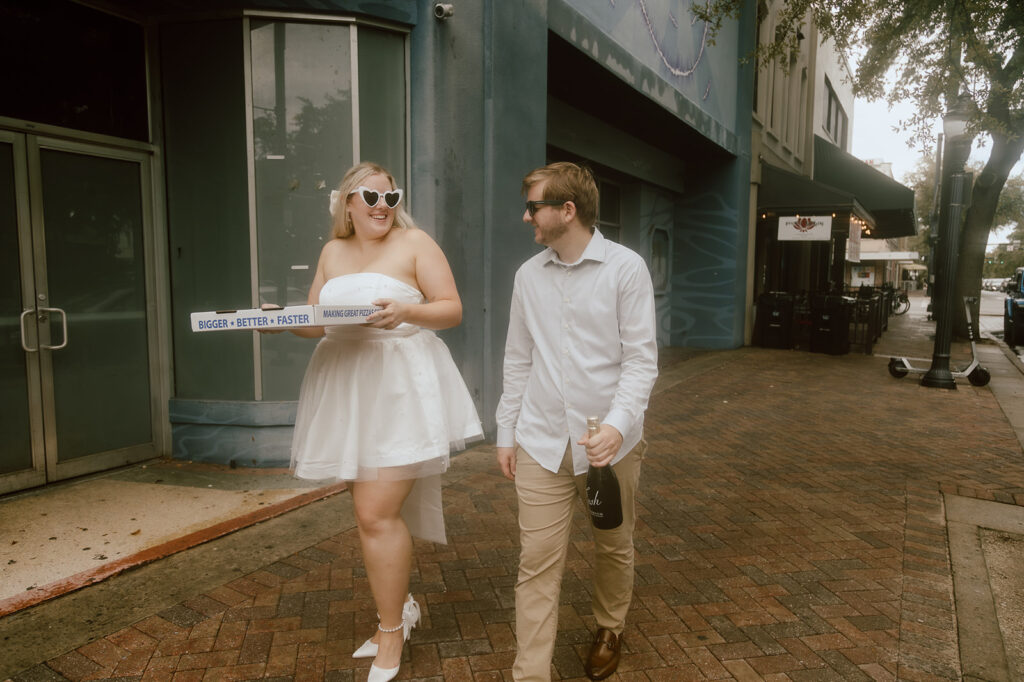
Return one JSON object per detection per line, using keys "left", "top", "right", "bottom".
{"left": 598, "top": 179, "right": 621, "bottom": 242}
{"left": 250, "top": 20, "right": 407, "bottom": 400}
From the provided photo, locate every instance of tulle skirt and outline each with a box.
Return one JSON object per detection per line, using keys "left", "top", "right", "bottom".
{"left": 290, "top": 325, "right": 482, "bottom": 542}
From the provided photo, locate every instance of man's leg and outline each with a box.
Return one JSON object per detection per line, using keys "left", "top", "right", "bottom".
{"left": 513, "top": 444, "right": 577, "bottom": 682}
{"left": 574, "top": 440, "right": 645, "bottom": 679}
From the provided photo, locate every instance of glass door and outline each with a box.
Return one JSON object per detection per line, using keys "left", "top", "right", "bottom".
{"left": 0, "top": 132, "right": 46, "bottom": 492}
{"left": 1, "top": 133, "right": 159, "bottom": 494}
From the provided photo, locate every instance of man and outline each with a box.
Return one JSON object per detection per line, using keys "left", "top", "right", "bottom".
{"left": 496, "top": 161, "right": 658, "bottom": 681}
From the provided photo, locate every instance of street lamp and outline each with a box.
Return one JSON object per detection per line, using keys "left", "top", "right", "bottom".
{"left": 921, "top": 93, "right": 975, "bottom": 388}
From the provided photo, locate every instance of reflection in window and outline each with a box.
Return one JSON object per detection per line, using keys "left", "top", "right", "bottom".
{"left": 651, "top": 227, "right": 671, "bottom": 293}
{"left": 251, "top": 20, "right": 356, "bottom": 399}
{"left": 358, "top": 27, "right": 407, "bottom": 185}
{"left": 597, "top": 179, "right": 621, "bottom": 243}
{"left": 249, "top": 20, "right": 407, "bottom": 400}
{"left": 824, "top": 78, "right": 848, "bottom": 149}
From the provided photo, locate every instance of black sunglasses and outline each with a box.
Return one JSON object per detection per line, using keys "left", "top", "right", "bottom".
{"left": 525, "top": 200, "right": 567, "bottom": 217}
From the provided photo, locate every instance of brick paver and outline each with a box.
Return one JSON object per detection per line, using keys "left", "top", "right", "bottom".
{"left": 7, "top": 296, "right": 1024, "bottom": 681}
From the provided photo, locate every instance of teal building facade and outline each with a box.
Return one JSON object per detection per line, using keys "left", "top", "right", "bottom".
{"left": 1, "top": 0, "right": 754, "bottom": 491}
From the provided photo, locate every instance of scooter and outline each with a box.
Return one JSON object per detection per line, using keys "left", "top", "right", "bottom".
{"left": 887, "top": 296, "right": 991, "bottom": 387}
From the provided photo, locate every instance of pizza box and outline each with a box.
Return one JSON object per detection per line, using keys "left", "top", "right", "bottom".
{"left": 190, "top": 304, "right": 381, "bottom": 332}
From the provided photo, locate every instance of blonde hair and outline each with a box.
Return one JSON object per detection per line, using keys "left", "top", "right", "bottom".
{"left": 521, "top": 161, "right": 599, "bottom": 227}
{"left": 332, "top": 161, "right": 416, "bottom": 239}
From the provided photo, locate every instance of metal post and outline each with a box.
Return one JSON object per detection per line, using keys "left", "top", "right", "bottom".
{"left": 921, "top": 170, "right": 972, "bottom": 388}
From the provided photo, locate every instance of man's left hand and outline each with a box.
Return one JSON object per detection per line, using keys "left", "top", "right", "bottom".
{"left": 578, "top": 423, "right": 623, "bottom": 468}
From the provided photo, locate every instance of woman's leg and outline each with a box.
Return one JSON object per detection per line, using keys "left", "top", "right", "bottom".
{"left": 350, "top": 477, "right": 417, "bottom": 669}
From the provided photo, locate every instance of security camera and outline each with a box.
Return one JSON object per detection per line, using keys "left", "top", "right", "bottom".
{"left": 433, "top": 3, "right": 454, "bottom": 19}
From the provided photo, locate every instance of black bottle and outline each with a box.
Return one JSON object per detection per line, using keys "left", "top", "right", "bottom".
{"left": 585, "top": 416, "right": 623, "bottom": 530}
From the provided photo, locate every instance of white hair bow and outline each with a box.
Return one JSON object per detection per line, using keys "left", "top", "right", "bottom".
{"left": 329, "top": 190, "right": 340, "bottom": 217}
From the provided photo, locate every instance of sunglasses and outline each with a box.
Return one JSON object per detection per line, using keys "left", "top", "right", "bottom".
{"left": 525, "top": 200, "right": 567, "bottom": 217}
{"left": 350, "top": 186, "right": 404, "bottom": 209}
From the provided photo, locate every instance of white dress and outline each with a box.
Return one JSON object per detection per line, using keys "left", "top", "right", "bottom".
{"left": 291, "top": 272, "right": 482, "bottom": 543}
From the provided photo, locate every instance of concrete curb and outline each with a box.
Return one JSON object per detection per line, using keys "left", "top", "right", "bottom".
{"left": 0, "top": 482, "right": 347, "bottom": 618}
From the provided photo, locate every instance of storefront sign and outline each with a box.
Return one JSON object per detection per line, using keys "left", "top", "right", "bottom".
{"left": 778, "top": 215, "right": 831, "bottom": 241}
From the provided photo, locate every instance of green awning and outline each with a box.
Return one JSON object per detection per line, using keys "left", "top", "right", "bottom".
{"left": 758, "top": 163, "right": 876, "bottom": 232}
{"left": 813, "top": 135, "right": 917, "bottom": 239}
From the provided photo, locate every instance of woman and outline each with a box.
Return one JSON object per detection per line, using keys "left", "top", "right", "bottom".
{"left": 280, "top": 162, "right": 481, "bottom": 681}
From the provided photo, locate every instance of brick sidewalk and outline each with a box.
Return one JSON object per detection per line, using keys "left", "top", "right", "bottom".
{"left": 8, "top": 305, "right": 1024, "bottom": 681}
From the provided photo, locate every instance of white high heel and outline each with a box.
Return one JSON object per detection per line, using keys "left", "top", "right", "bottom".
{"left": 352, "top": 595, "right": 420, "bottom": 659}
{"left": 368, "top": 659, "right": 399, "bottom": 679}
{"left": 402, "top": 594, "right": 421, "bottom": 639}
{"left": 367, "top": 662, "right": 400, "bottom": 682}
{"left": 367, "top": 619, "right": 404, "bottom": 682}
{"left": 351, "top": 637, "right": 378, "bottom": 659}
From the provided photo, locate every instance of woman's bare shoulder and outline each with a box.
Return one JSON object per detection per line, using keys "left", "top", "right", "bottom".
{"left": 399, "top": 225, "right": 441, "bottom": 250}
{"left": 320, "top": 237, "right": 348, "bottom": 255}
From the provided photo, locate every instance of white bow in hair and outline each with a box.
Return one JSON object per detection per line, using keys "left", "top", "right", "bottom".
{"left": 329, "top": 190, "right": 340, "bottom": 217}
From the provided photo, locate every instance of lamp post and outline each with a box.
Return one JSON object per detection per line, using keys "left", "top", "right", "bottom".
{"left": 921, "top": 94, "right": 975, "bottom": 388}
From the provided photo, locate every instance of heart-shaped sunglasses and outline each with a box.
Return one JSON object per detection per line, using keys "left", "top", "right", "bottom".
{"left": 349, "top": 186, "right": 403, "bottom": 209}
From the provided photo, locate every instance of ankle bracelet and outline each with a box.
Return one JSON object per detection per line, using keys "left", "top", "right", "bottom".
{"left": 377, "top": 619, "right": 404, "bottom": 633}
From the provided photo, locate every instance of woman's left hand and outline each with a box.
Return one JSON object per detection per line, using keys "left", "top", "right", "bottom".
{"left": 365, "top": 298, "right": 408, "bottom": 329}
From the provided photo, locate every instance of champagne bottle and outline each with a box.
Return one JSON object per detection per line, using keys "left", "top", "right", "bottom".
{"left": 585, "top": 416, "right": 623, "bottom": 530}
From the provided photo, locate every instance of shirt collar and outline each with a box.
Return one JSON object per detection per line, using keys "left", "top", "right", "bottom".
{"left": 543, "top": 227, "right": 608, "bottom": 267}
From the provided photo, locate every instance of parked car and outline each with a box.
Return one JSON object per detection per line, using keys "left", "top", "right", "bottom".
{"left": 1004, "top": 267, "right": 1024, "bottom": 345}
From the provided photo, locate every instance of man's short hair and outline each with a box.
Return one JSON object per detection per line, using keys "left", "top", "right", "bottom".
{"left": 522, "top": 161, "right": 599, "bottom": 227}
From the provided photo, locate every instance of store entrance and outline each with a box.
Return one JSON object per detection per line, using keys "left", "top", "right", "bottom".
{"left": 1, "top": 131, "right": 159, "bottom": 494}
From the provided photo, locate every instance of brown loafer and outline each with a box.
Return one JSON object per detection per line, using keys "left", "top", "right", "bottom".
{"left": 584, "top": 627, "right": 621, "bottom": 680}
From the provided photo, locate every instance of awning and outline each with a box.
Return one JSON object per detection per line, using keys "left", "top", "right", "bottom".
{"left": 813, "top": 136, "right": 917, "bottom": 239}
{"left": 858, "top": 251, "right": 920, "bottom": 261}
{"left": 758, "top": 163, "right": 876, "bottom": 231}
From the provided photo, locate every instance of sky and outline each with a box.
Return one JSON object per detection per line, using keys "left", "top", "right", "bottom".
{"left": 850, "top": 96, "right": 1023, "bottom": 249}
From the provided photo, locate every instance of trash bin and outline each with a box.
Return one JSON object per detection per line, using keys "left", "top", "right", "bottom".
{"left": 754, "top": 292, "right": 794, "bottom": 349}
{"left": 809, "top": 294, "right": 851, "bottom": 355}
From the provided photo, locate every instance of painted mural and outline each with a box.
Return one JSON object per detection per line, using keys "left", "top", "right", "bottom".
{"left": 558, "top": 0, "right": 740, "bottom": 144}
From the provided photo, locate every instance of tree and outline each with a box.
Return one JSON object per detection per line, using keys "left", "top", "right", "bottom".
{"left": 903, "top": 155, "right": 1024, "bottom": 280}
{"left": 697, "top": 0, "right": 1024, "bottom": 338}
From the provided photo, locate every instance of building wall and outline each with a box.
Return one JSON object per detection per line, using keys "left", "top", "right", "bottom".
{"left": 748, "top": 2, "right": 859, "bottom": 335}
{"left": 548, "top": 0, "right": 755, "bottom": 350}
{"left": 1, "top": 0, "right": 758, "bottom": 480}
{"left": 812, "top": 33, "right": 855, "bottom": 151}
{"left": 408, "top": 0, "right": 546, "bottom": 435}
{"left": 556, "top": 0, "right": 740, "bottom": 152}
{"left": 751, "top": 0, "right": 813, "bottom": 175}
{"left": 162, "top": 20, "right": 254, "bottom": 402}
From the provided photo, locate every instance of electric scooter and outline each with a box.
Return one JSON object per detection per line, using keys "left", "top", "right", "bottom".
{"left": 887, "top": 296, "right": 991, "bottom": 387}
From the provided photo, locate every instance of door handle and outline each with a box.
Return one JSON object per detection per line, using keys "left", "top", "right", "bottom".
{"left": 20, "top": 308, "right": 39, "bottom": 352}
{"left": 39, "top": 307, "right": 68, "bottom": 350}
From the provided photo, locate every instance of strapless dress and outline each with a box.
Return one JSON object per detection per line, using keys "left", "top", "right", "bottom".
{"left": 290, "top": 272, "right": 482, "bottom": 543}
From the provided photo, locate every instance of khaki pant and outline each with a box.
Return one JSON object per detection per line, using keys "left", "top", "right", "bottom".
{"left": 512, "top": 440, "right": 645, "bottom": 682}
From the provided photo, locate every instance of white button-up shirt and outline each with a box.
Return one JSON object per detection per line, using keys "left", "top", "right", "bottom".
{"left": 495, "top": 229, "right": 659, "bottom": 474}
